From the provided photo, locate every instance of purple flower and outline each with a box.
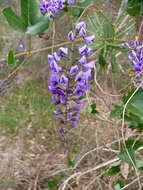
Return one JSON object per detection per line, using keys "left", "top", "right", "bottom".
{"left": 50, "top": 62, "right": 62, "bottom": 73}
{"left": 75, "top": 71, "right": 85, "bottom": 82}
{"left": 74, "top": 86, "right": 85, "bottom": 97}
{"left": 40, "top": 0, "right": 65, "bottom": 19}
{"left": 67, "top": 31, "right": 75, "bottom": 41}
{"left": 85, "top": 69, "right": 92, "bottom": 80}
{"left": 70, "top": 65, "right": 78, "bottom": 75}
{"left": 60, "top": 95, "right": 67, "bottom": 104}
{"left": 52, "top": 95, "right": 60, "bottom": 104}
{"left": 57, "top": 127, "right": 68, "bottom": 134}
{"left": 79, "top": 45, "right": 92, "bottom": 56}
{"left": 84, "top": 35, "right": 95, "bottom": 44}
{"left": 76, "top": 21, "right": 86, "bottom": 30}
{"left": 58, "top": 47, "right": 68, "bottom": 57}
{"left": 53, "top": 52, "right": 61, "bottom": 62}
{"left": 124, "top": 42, "right": 130, "bottom": 48}
{"left": 60, "top": 75, "right": 68, "bottom": 86}
{"left": 17, "top": 44, "right": 25, "bottom": 51}
{"left": 83, "top": 61, "right": 96, "bottom": 70}
{"left": 40, "top": 0, "right": 48, "bottom": 14}
{"left": 54, "top": 109, "right": 62, "bottom": 115}
{"left": 67, "top": 0, "right": 75, "bottom": 4}
{"left": 48, "top": 73, "right": 59, "bottom": 89}
{"left": 78, "top": 56, "right": 87, "bottom": 65}
{"left": 125, "top": 40, "right": 143, "bottom": 88}
{"left": 47, "top": 20, "right": 96, "bottom": 146}
{"left": 79, "top": 27, "right": 86, "bottom": 37}
{"left": 48, "top": 54, "right": 56, "bottom": 64}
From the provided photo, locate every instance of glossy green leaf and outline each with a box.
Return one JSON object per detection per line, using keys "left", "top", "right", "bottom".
{"left": 28, "top": 0, "right": 41, "bottom": 24}
{"left": 26, "top": 17, "right": 50, "bottom": 35}
{"left": 7, "top": 50, "right": 15, "bottom": 65}
{"left": 20, "top": 0, "right": 43, "bottom": 25}
{"left": 21, "top": 0, "right": 29, "bottom": 26}
{"left": 3, "top": 7, "right": 27, "bottom": 32}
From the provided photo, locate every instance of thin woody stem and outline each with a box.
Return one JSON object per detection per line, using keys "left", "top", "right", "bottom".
{"left": 0, "top": 38, "right": 133, "bottom": 63}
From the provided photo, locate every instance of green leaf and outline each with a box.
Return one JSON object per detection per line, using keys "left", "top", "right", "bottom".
{"left": 107, "top": 43, "right": 130, "bottom": 52}
{"left": 136, "top": 160, "right": 143, "bottom": 169}
{"left": 67, "top": 158, "right": 75, "bottom": 167}
{"left": 99, "top": 49, "right": 107, "bottom": 68}
{"left": 7, "top": 50, "right": 15, "bottom": 65}
{"left": 26, "top": 17, "right": 50, "bottom": 35}
{"left": 28, "top": 0, "right": 41, "bottom": 24}
{"left": 21, "top": 0, "right": 29, "bottom": 26}
{"left": 122, "top": 89, "right": 143, "bottom": 117}
{"left": 125, "top": 139, "right": 143, "bottom": 151}
{"left": 90, "top": 103, "right": 98, "bottom": 114}
{"left": 110, "top": 105, "right": 123, "bottom": 118}
{"left": 113, "top": 181, "right": 124, "bottom": 190}
{"left": 125, "top": 113, "right": 143, "bottom": 131}
{"left": 47, "top": 180, "right": 59, "bottom": 189}
{"left": 127, "top": 101, "right": 143, "bottom": 117}
{"left": 3, "top": 7, "right": 27, "bottom": 32}
{"left": 118, "top": 148, "right": 136, "bottom": 166}
{"left": 106, "top": 165, "right": 120, "bottom": 176}
{"left": 125, "top": 0, "right": 143, "bottom": 16}
{"left": 126, "top": 92, "right": 143, "bottom": 117}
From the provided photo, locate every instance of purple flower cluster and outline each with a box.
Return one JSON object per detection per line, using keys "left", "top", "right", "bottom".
{"left": 67, "top": 21, "right": 95, "bottom": 44}
{"left": 40, "top": 0, "right": 75, "bottom": 19}
{"left": 48, "top": 21, "right": 96, "bottom": 143}
{"left": 124, "top": 40, "right": 143, "bottom": 87}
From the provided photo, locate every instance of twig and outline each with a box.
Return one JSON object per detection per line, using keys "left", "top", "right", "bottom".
{"left": 59, "top": 157, "right": 119, "bottom": 190}
{"left": 0, "top": 38, "right": 134, "bottom": 63}
{"left": 74, "top": 134, "right": 139, "bottom": 169}
{"left": 121, "top": 176, "right": 143, "bottom": 190}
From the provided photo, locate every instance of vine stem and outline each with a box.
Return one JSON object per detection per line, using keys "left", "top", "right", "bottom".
{"left": 121, "top": 81, "right": 143, "bottom": 190}
{"left": 0, "top": 38, "right": 133, "bottom": 64}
